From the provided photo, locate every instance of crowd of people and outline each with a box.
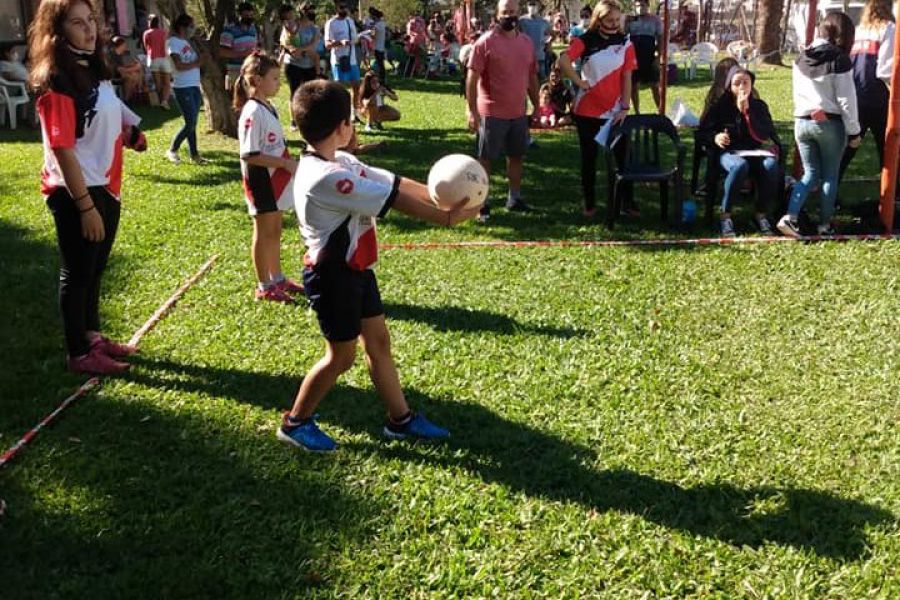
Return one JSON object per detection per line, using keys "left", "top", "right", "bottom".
{"left": 15, "top": 0, "right": 898, "bottom": 390}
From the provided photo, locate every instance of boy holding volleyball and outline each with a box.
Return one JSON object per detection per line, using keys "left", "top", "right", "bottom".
{"left": 279, "top": 80, "right": 481, "bottom": 452}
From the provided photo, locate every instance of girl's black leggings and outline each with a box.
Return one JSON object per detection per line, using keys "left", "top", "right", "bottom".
{"left": 46, "top": 187, "right": 120, "bottom": 357}
{"left": 574, "top": 114, "right": 630, "bottom": 211}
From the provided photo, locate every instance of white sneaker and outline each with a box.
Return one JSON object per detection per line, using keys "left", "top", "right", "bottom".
{"left": 165, "top": 149, "right": 181, "bottom": 164}
{"left": 777, "top": 215, "right": 801, "bottom": 238}
{"left": 720, "top": 217, "right": 736, "bottom": 238}
{"left": 817, "top": 223, "right": 836, "bottom": 236}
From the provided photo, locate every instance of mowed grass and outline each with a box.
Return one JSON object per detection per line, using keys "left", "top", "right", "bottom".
{"left": 1, "top": 65, "right": 899, "bottom": 598}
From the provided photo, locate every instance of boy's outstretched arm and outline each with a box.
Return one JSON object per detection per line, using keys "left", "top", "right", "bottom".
{"left": 392, "top": 177, "right": 481, "bottom": 226}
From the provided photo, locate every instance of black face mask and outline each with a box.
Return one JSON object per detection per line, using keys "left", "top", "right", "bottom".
{"left": 499, "top": 16, "right": 518, "bottom": 31}
{"left": 240, "top": 16, "right": 253, "bottom": 26}
{"left": 306, "top": 11, "right": 316, "bottom": 20}
{"left": 338, "top": 9, "right": 347, "bottom": 18}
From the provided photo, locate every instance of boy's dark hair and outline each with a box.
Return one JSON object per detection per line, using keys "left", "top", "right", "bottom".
{"left": 237, "top": 2, "right": 254, "bottom": 13}
{"left": 819, "top": 11, "right": 855, "bottom": 54}
{"left": 149, "top": 14, "right": 160, "bottom": 28}
{"left": 278, "top": 4, "right": 293, "bottom": 19}
{"left": 292, "top": 80, "right": 351, "bottom": 143}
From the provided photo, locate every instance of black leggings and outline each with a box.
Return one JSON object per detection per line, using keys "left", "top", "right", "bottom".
{"left": 284, "top": 64, "right": 317, "bottom": 122}
{"left": 574, "top": 114, "right": 630, "bottom": 211}
{"left": 47, "top": 187, "right": 120, "bottom": 357}
{"left": 839, "top": 104, "right": 887, "bottom": 182}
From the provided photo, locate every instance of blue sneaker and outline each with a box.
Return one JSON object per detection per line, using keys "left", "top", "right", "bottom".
{"left": 383, "top": 412, "right": 450, "bottom": 441}
{"left": 277, "top": 415, "right": 338, "bottom": 452}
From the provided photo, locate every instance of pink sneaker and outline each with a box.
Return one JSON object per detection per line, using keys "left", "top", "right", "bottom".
{"left": 275, "top": 278, "right": 304, "bottom": 294}
{"left": 91, "top": 335, "right": 138, "bottom": 358}
{"left": 67, "top": 346, "right": 130, "bottom": 375}
{"left": 255, "top": 286, "right": 295, "bottom": 303}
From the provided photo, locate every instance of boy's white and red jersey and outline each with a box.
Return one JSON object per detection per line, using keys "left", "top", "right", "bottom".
{"left": 566, "top": 32, "right": 636, "bottom": 119}
{"left": 37, "top": 80, "right": 141, "bottom": 199}
{"left": 294, "top": 151, "right": 399, "bottom": 271}
{"left": 238, "top": 98, "right": 294, "bottom": 215}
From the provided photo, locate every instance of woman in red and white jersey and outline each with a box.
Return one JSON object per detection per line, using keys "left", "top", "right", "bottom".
{"left": 29, "top": 0, "right": 147, "bottom": 374}
{"left": 558, "top": 0, "right": 636, "bottom": 219}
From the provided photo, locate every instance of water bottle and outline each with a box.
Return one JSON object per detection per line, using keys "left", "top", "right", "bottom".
{"left": 682, "top": 198, "right": 697, "bottom": 225}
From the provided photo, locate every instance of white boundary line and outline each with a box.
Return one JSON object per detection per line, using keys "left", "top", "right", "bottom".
{"left": 0, "top": 254, "right": 218, "bottom": 471}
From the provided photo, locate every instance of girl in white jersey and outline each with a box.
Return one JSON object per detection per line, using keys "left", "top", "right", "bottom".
{"left": 233, "top": 52, "right": 303, "bottom": 303}
{"left": 29, "top": 0, "right": 147, "bottom": 374}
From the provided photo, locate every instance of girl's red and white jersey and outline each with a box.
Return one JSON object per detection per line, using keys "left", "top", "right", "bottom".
{"left": 238, "top": 98, "right": 294, "bottom": 215}
{"left": 37, "top": 80, "right": 141, "bottom": 199}
{"left": 566, "top": 32, "right": 636, "bottom": 119}
{"left": 294, "top": 151, "right": 399, "bottom": 271}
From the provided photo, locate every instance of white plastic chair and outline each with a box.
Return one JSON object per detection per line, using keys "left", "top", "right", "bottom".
{"left": 667, "top": 43, "right": 690, "bottom": 71}
{"left": 0, "top": 75, "right": 30, "bottom": 129}
{"left": 688, "top": 42, "right": 718, "bottom": 79}
{"left": 726, "top": 40, "right": 758, "bottom": 71}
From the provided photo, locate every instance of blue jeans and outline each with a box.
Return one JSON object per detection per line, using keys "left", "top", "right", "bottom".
{"left": 171, "top": 86, "right": 202, "bottom": 156}
{"left": 788, "top": 118, "right": 846, "bottom": 222}
{"left": 719, "top": 152, "right": 779, "bottom": 214}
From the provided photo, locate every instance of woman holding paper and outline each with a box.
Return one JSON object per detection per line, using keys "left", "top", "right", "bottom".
{"left": 698, "top": 67, "right": 779, "bottom": 237}
{"left": 558, "top": 0, "right": 636, "bottom": 219}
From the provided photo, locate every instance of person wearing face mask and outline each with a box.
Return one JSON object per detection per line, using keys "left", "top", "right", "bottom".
{"left": 558, "top": 0, "right": 636, "bottom": 219}
{"left": 569, "top": 5, "right": 592, "bottom": 40}
{"left": 326, "top": 3, "right": 363, "bottom": 120}
{"left": 30, "top": 0, "right": 147, "bottom": 374}
{"left": 519, "top": 1, "right": 551, "bottom": 79}
{"left": 467, "top": 0, "right": 540, "bottom": 222}
{"left": 220, "top": 2, "right": 260, "bottom": 91}
{"left": 280, "top": 3, "right": 320, "bottom": 130}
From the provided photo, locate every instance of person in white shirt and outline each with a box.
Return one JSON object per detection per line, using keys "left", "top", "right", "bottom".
{"left": 368, "top": 7, "right": 388, "bottom": 82}
{"left": 778, "top": 12, "right": 861, "bottom": 238}
{"left": 166, "top": 13, "right": 208, "bottom": 164}
{"left": 325, "top": 2, "right": 362, "bottom": 119}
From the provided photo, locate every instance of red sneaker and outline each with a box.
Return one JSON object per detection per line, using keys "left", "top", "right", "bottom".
{"left": 275, "top": 278, "right": 304, "bottom": 294}
{"left": 67, "top": 346, "right": 130, "bottom": 375}
{"left": 91, "top": 335, "right": 138, "bottom": 358}
{"left": 255, "top": 286, "right": 295, "bottom": 303}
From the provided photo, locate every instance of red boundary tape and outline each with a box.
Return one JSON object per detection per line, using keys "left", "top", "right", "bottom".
{"left": 381, "top": 234, "right": 900, "bottom": 251}
{"left": 0, "top": 255, "right": 218, "bottom": 471}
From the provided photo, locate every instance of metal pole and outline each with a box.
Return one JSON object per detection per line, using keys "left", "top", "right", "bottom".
{"left": 877, "top": 0, "right": 900, "bottom": 232}
{"left": 659, "top": 0, "right": 670, "bottom": 115}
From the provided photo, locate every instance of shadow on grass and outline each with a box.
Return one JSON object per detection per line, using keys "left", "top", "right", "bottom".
{"left": 383, "top": 302, "right": 588, "bottom": 338}
{"left": 0, "top": 389, "right": 380, "bottom": 598}
{"left": 126, "top": 356, "right": 894, "bottom": 561}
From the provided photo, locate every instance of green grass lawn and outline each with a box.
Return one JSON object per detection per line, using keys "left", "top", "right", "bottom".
{"left": 1, "top": 66, "right": 899, "bottom": 598}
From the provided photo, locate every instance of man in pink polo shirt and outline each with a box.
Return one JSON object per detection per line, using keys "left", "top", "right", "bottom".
{"left": 467, "top": 0, "right": 540, "bottom": 222}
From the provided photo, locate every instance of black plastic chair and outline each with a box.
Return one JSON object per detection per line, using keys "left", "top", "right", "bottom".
{"left": 691, "top": 129, "right": 787, "bottom": 224}
{"left": 601, "top": 114, "right": 687, "bottom": 229}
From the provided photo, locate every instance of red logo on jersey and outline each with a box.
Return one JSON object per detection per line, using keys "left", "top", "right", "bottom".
{"left": 244, "top": 117, "right": 253, "bottom": 130}
{"left": 267, "top": 132, "right": 277, "bottom": 143}
{"left": 336, "top": 178, "right": 354, "bottom": 194}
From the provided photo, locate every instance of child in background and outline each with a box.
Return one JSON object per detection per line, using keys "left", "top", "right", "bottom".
{"left": 360, "top": 69, "right": 400, "bottom": 131}
{"left": 233, "top": 52, "right": 303, "bottom": 303}
{"left": 546, "top": 68, "right": 573, "bottom": 125}
{"left": 536, "top": 85, "right": 558, "bottom": 127}
{"left": 278, "top": 80, "right": 481, "bottom": 452}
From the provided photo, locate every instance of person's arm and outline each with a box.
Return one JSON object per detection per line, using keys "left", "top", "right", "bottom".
{"left": 53, "top": 148, "right": 105, "bottom": 241}
{"left": 877, "top": 22, "right": 895, "bottom": 85}
{"left": 557, "top": 43, "right": 589, "bottom": 90}
{"left": 466, "top": 68, "right": 480, "bottom": 130}
{"left": 245, "top": 154, "right": 298, "bottom": 174}
{"left": 528, "top": 68, "right": 540, "bottom": 115}
{"left": 744, "top": 98, "right": 776, "bottom": 143}
{"left": 170, "top": 52, "right": 200, "bottom": 70}
{"left": 833, "top": 64, "right": 861, "bottom": 142}
{"left": 392, "top": 178, "right": 481, "bottom": 226}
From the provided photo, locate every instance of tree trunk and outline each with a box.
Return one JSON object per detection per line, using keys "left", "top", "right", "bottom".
{"left": 755, "top": 0, "right": 785, "bottom": 65}
{"left": 198, "top": 46, "right": 236, "bottom": 138}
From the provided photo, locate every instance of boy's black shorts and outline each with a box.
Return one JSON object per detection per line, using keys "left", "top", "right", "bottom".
{"left": 303, "top": 265, "right": 384, "bottom": 342}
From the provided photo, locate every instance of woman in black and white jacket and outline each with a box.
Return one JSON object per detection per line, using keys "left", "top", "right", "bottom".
{"left": 778, "top": 12, "right": 861, "bottom": 238}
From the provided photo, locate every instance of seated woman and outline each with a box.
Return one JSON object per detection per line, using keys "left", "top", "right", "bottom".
{"left": 110, "top": 36, "right": 146, "bottom": 102}
{"left": 698, "top": 67, "right": 778, "bottom": 237}
{"left": 547, "top": 68, "right": 573, "bottom": 126}
{"left": 360, "top": 69, "right": 400, "bottom": 131}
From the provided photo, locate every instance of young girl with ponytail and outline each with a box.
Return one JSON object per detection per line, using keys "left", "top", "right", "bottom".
{"left": 234, "top": 51, "right": 302, "bottom": 303}
{"left": 29, "top": 0, "right": 147, "bottom": 374}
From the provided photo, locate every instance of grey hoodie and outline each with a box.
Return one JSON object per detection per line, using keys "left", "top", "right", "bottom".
{"left": 792, "top": 38, "right": 860, "bottom": 136}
